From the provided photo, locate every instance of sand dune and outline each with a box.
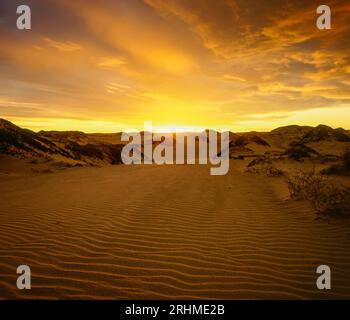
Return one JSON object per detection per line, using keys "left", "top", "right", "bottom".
{"left": 1, "top": 162, "right": 350, "bottom": 299}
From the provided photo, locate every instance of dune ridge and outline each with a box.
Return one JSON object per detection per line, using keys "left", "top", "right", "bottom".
{"left": 2, "top": 118, "right": 350, "bottom": 171}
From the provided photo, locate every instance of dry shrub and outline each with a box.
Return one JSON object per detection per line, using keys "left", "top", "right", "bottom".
{"left": 321, "top": 164, "right": 347, "bottom": 175}
{"left": 246, "top": 164, "right": 284, "bottom": 177}
{"left": 284, "top": 143, "right": 318, "bottom": 161}
{"left": 321, "top": 149, "right": 350, "bottom": 176}
{"left": 287, "top": 169, "right": 350, "bottom": 217}
{"left": 343, "top": 149, "right": 350, "bottom": 170}
{"left": 264, "top": 165, "right": 285, "bottom": 177}
{"left": 247, "top": 156, "right": 271, "bottom": 168}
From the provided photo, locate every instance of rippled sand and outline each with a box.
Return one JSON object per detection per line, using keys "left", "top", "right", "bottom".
{"left": 1, "top": 162, "right": 350, "bottom": 299}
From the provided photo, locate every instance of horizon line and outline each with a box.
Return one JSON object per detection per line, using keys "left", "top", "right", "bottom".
{"left": 1, "top": 117, "right": 349, "bottom": 135}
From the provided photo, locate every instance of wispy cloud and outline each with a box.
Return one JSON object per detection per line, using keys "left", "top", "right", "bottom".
{"left": 0, "top": 0, "right": 349, "bottom": 131}
{"left": 43, "top": 37, "right": 82, "bottom": 52}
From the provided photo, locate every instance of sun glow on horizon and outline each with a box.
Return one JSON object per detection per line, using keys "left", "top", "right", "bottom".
{"left": 5, "top": 105, "right": 350, "bottom": 135}
{"left": 152, "top": 125, "right": 206, "bottom": 133}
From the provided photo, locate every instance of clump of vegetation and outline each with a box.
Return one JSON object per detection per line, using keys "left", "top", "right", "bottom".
{"left": 321, "top": 149, "right": 350, "bottom": 176}
{"left": 321, "top": 164, "right": 347, "bottom": 175}
{"left": 318, "top": 154, "right": 339, "bottom": 164}
{"left": 246, "top": 156, "right": 284, "bottom": 177}
{"left": 300, "top": 125, "right": 350, "bottom": 143}
{"left": 246, "top": 164, "right": 284, "bottom": 177}
{"left": 247, "top": 156, "right": 271, "bottom": 168}
{"left": 287, "top": 169, "right": 350, "bottom": 217}
{"left": 263, "top": 165, "right": 284, "bottom": 177}
{"left": 234, "top": 134, "right": 270, "bottom": 147}
{"left": 343, "top": 149, "right": 350, "bottom": 170}
{"left": 284, "top": 143, "right": 318, "bottom": 161}
{"left": 66, "top": 141, "right": 104, "bottom": 160}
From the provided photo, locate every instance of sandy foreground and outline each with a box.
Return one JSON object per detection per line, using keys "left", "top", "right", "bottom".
{"left": 1, "top": 160, "right": 350, "bottom": 299}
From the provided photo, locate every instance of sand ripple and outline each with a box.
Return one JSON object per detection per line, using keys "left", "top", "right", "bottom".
{"left": 1, "top": 164, "right": 350, "bottom": 299}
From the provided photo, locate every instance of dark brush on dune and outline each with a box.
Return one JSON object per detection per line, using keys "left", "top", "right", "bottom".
{"left": 0, "top": 118, "right": 124, "bottom": 165}
{"left": 0, "top": 119, "right": 70, "bottom": 157}
{"left": 231, "top": 133, "right": 270, "bottom": 147}
{"left": 2, "top": 118, "right": 350, "bottom": 167}
{"left": 321, "top": 149, "right": 350, "bottom": 176}
{"left": 284, "top": 125, "right": 350, "bottom": 161}
{"left": 287, "top": 169, "right": 350, "bottom": 217}
{"left": 301, "top": 125, "right": 350, "bottom": 143}
{"left": 66, "top": 142, "right": 123, "bottom": 164}
{"left": 284, "top": 143, "right": 319, "bottom": 161}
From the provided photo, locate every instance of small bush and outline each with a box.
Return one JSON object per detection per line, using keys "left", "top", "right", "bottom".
{"left": 264, "top": 165, "right": 284, "bottom": 177}
{"left": 287, "top": 169, "right": 350, "bottom": 217}
{"left": 247, "top": 156, "right": 271, "bottom": 168}
{"left": 284, "top": 144, "right": 318, "bottom": 161}
{"left": 66, "top": 142, "right": 104, "bottom": 160}
{"left": 321, "top": 150, "right": 350, "bottom": 176}
{"left": 246, "top": 164, "right": 284, "bottom": 177}
{"left": 343, "top": 149, "right": 350, "bottom": 170}
{"left": 321, "top": 164, "right": 347, "bottom": 175}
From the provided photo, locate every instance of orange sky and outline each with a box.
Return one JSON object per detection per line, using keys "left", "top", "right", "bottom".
{"left": 0, "top": 0, "right": 350, "bottom": 132}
